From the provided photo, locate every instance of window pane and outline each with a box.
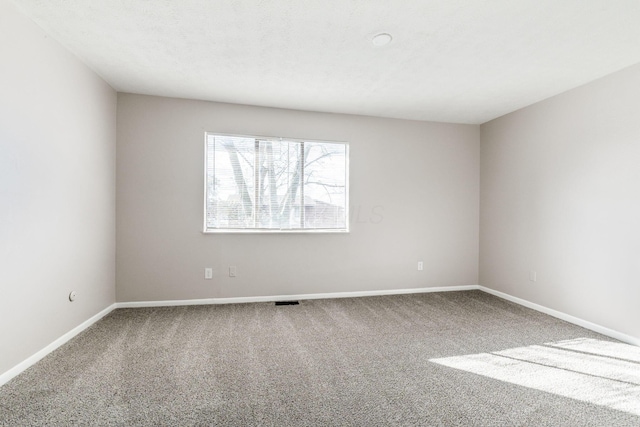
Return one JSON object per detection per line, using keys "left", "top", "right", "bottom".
{"left": 303, "top": 142, "right": 347, "bottom": 229}
{"left": 257, "top": 140, "right": 303, "bottom": 229}
{"left": 205, "top": 133, "right": 348, "bottom": 232}
{"left": 206, "top": 135, "right": 255, "bottom": 229}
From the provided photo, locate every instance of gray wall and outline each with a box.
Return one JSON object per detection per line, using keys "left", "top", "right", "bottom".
{"left": 0, "top": 0, "right": 116, "bottom": 376}
{"left": 480, "top": 63, "right": 640, "bottom": 340}
{"left": 116, "top": 94, "right": 479, "bottom": 302}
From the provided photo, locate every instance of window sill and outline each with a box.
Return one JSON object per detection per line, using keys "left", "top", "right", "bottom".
{"left": 202, "top": 228, "right": 349, "bottom": 234}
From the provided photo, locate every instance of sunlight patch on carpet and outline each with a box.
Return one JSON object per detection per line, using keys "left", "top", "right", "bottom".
{"left": 430, "top": 338, "right": 640, "bottom": 416}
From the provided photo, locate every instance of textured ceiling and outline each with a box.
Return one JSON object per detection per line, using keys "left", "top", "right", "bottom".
{"left": 10, "top": 0, "right": 640, "bottom": 124}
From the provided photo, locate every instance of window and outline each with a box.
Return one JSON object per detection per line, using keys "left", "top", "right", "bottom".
{"left": 204, "top": 133, "right": 349, "bottom": 232}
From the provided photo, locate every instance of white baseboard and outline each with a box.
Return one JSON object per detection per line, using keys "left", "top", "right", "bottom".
{"left": 1, "top": 287, "right": 476, "bottom": 386}
{"left": 4, "top": 285, "right": 636, "bottom": 388}
{"left": 0, "top": 304, "right": 117, "bottom": 387}
{"left": 479, "top": 286, "right": 639, "bottom": 346}
{"left": 116, "top": 285, "right": 481, "bottom": 308}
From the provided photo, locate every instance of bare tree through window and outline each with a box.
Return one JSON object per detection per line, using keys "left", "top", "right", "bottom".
{"left": 205, "top": 134, "right": 348, "bottom": 231}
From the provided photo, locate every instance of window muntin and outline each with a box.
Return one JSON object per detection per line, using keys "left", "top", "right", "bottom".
{"left": 204, "top": 133, "right": 349, "bottom": 232}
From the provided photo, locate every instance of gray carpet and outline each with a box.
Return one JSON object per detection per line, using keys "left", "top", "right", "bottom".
{"left": 1, "top": 290, "right": 639, "bottom": 426}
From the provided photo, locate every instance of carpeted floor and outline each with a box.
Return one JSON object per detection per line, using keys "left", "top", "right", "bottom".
{"left": 1, "top": 290, "right": 639, "bottom": 426}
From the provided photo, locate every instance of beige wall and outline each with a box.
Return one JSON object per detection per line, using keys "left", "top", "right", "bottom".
{"left": 0, "top": 0, "right": 116, "bottom": 376}
{"left": 116, "top": 94, "right": 479, "bottom": 302}
{"left": 480, "top": 63, "right": 640, "bottom": 340}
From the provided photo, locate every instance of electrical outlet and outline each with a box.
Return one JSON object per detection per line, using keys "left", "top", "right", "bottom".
{"left": 529, "top": 271, "right": 537, "bottom": 282}
{"left": 417, "top": 261, "right": 424, "bottom": 271}
{"left": 229, "top": 266, "right": 237, "bottom": 277}
{"left": 205, "top": 268, "right": 213, "bottom": 279}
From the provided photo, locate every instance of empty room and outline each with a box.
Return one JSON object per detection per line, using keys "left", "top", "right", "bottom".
{"left": 1, "top": 0, "right": 639, "bottom": 425}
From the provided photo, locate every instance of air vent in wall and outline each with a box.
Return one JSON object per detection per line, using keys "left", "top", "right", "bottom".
{"left": 275, "top": 301, "right": 299, "bottom": 306}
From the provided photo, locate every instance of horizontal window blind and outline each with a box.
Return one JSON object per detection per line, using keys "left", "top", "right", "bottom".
{"left": 205, "top": 133, "right": 348, "bottom": 232}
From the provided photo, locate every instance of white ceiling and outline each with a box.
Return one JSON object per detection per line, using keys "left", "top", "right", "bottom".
{"left": 11, "top": 0, "right": 640, "bottom": 124}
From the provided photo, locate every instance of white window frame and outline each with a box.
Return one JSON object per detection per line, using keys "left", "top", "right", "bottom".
{"left": 203, "top": 132, "right": 350, "bottom": 234}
